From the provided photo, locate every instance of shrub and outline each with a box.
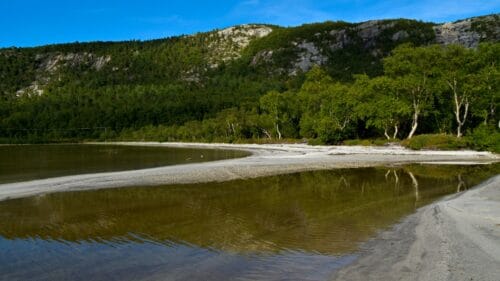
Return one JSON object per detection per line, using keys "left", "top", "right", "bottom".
{"left": 467, "top": 124, "right": 500, "bottom": 153}
{"left": 401, "top": 134, "right": 468, "bottom": 150}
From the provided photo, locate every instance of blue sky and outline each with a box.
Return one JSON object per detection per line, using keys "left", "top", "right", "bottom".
{"left": 1, "top": 0, "right": 498, "bottom": 47}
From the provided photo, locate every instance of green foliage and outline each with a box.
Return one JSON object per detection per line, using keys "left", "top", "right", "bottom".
{"left": 401, "top": 134, "right": 468, "bottom": 150}
{"left": 242, "top": 21, "right": 353, "bottom": 58}
{"left": 376, "top": 19, "right": 436, "bottom": 53}
{"left": 354, "top": 75, "right": 410, "bottom": 139}
{"left": 467, "top": 124, "right": 500, "bottom": 153}
{"left": 0, "top": 49, "right": 37, "bottom": 95}
{"left": 471, "top": 43, "right": 500, "bottom": 125}
{"left": 0, "top": 17, "right": 499, "bottom": 152}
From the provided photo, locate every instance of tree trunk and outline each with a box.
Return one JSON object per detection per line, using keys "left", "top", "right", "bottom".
{"left": 449, "top": 79, "right": 469, "bottom": 138}
{"left": 454, "top": 97, "right": 469, "bottom": 138}
{"left": 231, "top": 123, "right": 236, "bottom": 135}
{"left": 262, "top": 129, "right": 272, "bottom": 139}
{"left": 407, "top": 108, "right": 419, "bottom": 139}
{"left": 393, "top": 124, "right": 399, "bottom": 139}
{"left": 384, "top": 127, "right": 391, "bottom": 140}
{"left": 276, "top": 123, "right": 282, "bottom": 140}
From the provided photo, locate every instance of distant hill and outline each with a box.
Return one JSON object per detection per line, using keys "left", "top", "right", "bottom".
{"left": 0, "top": 14, "right": 498, "bottom": 142}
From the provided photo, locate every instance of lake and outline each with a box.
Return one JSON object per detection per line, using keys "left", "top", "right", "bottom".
{"left": 0, "top": 156, "right": 498, "bottom": 281}
{"left": 0, "top": 144, "right": 249, "bottom": 184}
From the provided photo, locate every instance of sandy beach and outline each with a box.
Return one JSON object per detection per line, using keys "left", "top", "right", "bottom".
{"left": 0, "top": 142, "right": 498, "bottom": 202}
{"left": 332, "top": 175, "right": 500, "bottom": 281}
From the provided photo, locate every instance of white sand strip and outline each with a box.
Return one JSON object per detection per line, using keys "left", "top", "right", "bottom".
{"left": 0, "top": 142, "right": 497, "bottom": 202}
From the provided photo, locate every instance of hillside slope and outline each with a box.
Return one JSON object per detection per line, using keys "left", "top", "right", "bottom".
{"left": 0, "top": 14, "right": 498, "bottom": 142}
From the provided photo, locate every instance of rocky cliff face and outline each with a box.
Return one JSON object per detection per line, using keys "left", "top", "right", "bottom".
{"left": 14, "top": 52, "right": 111, "bottom": 96}
{"left": 36, "top": 52, "right": 111, "bottom": 72}
{"left": 207, "top": 24, "right": 273, "bottom": 67}
{"left": 249, "top": 14, "right": 499, "bottom": 75}
{"left": 434, "top": 15, "right": 499, "bottom": 47}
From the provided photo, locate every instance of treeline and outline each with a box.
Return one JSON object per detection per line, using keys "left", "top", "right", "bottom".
{"left": 1, "top": 43, "right": 498, "bottom": 152}
{"left": 119, "top": 43, "right": 499, "bottom": 152}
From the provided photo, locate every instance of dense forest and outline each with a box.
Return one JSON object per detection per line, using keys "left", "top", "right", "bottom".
{"left": 0, "top": 15, "right": 499, "bottom": 151}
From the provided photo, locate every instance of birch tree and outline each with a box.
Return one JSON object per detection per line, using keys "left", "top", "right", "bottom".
{"left": 259, "top": 91, "right": 284, "bottom": 139}
{"left": 316, "top": 82, "right": 356, "bottom": 143}
{"left": 356, "top": 76, "right": 411, "bottom": 139}
{"left": 439, "top": 45, "right": 474, "bottom": 138}
{"left": 383, "top": 44, "right": 441, "bottom": 139}
{"left": 472, "top": 43, "right": 500, "bottom": 127}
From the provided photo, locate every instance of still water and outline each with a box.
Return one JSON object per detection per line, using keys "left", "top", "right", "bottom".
{"left": 0, "top": 164, "right": 497, "bottom": 281}
{"left": 0, "top": 144, "right": 248, "bottom": 184}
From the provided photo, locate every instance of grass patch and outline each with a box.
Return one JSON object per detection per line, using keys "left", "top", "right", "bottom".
{"left": 343, "top": 138, "right": 395, "bottom": 146}
{"left": 401, "top": 134, "right": 469, "bottom": 150}
{"left": 467, "top": 124, "right": 500, "bottom": 153}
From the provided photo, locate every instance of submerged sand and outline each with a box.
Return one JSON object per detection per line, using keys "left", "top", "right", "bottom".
{"left": 0, "top": 141, "right": 497, "bottom": 201}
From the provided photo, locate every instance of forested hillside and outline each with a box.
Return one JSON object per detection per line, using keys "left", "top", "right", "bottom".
{"left": 0, "top": 14, "right": 499, "bottom": 150}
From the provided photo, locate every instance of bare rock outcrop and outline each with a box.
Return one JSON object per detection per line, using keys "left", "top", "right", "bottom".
{"left": 434, "top": 20, "right": 481, "bottom": 48}
{"left": 434, "top": 15, "right": 500, "bottom": 48}
{"left": 290, "top": 41, "right": 327, "bottom": 75}
{"left": 207, "top": 24, "right": 273, "bottom": 67}
{"left": 15, "top": 52, "right": 111, "bottom": 97}
{"left": 36, "top": 52, "right": 111, "bottom": 72}
{"left": 357, "top": 20, "right": 396, "bottom": 48}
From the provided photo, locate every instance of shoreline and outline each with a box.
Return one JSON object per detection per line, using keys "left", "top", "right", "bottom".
{"left": 332, "top": 175, "right": 500, "bottom": 281}
{"left": 1, "top": 141, "right": 499, "bottom": 280}
{"left": 0, "top": 141, "right": 498, "bottom": 202}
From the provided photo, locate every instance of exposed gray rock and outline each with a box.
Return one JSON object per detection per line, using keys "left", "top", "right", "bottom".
{"left": 181, "top": 69, "right": 202, "bottom": 83}
{"left": 207, "top": 24, "right": 273, "bottom": 66}
{"left": 15, "top": 52, "right": 112, "bottom": 97}
{"left": 392, "top": 30, "right": 409, "bottom": 41}
{"left": 329, "top": 29, "right": 351, "bottom": 50}
{"left": 357, "top": 20, "right": 383, "bottom": 40}
{"left": 357, "top": 21, "right": 396, "bottom": 48}
{"left": 433, "top": 20, "right": 481, "bottom": 48}
{"left": 291, "top": 41, "right": 328, "bottom": 75}
{"left": 93, "top": 55, "right": 111, "bottom": 70}
{"left": 250, "top": 49, "right": 274, "bottom": 66}
{"left": 217, "top": 24, "right": 273, "bottom": 44}
{"left": 36, "top": 52, "right": 111, "bottom": 73}
{"left": 433, "top": 15, "right": 500, "bottom": 48}
{"left": 370, "top": 49, "right": 382, "bottom": 57}
{"left": 15, "top": 82, "right": 43, "bottom": 97}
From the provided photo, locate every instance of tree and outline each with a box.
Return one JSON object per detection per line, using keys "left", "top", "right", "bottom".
{"left": 438, "top": 45, "right": 474, "bottom": 138}
{"left": 298, "top": 66, "right": 334, "bottom": 139}
{"left": 356, "top": 76, "right": 411, "bottom": 139}
{"left": 313, "top": 82, "right": 357, "bottom": 143}
{"left": 472, "top": 43, "right": 500, "bottom": 127}
{"left": 384, "top": 44, "right": 441, "bottom": 139}
{"left": 260, "top": 91, "right": 286, "bottom": 139}
{"left": 298, "top": 67, "right": 357, "bottom": 143}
